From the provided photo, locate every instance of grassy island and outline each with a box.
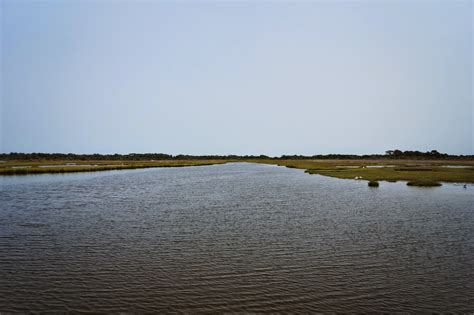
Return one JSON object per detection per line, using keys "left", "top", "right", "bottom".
{"left": 0, "top": 160, "right": 227, "bottom": 175}
{"left": 251, "top": 159, "right": 474, "bottom": 185}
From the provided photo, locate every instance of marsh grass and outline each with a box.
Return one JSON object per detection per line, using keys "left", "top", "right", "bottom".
{"left": 0, "top": 160, "right": 228, "bottom": 175}
{"left": 2, "top": 158, "right": 474, "bottom": 184}
{"left": 394, "top": 167, "right": 435, "bottom": 172}
{"left": 407, "top": 180, "right": 442, "bottom": 187}
{"left": 250, "top": 159, "right": 474, "bottom": 184}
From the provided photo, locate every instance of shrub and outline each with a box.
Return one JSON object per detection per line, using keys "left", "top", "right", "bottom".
{"left": 368, "top": 181, "right": 379, "bottom": 187}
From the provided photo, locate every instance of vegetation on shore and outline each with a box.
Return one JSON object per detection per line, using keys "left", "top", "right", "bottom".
{"left": 251, "top": 159, "right": 474, "bottom": 185}
{"left": 0, "top": 160, "right": 227, "bottom": 175}
{"left": 1, "top": 150, "right": 473, "bottom": 185}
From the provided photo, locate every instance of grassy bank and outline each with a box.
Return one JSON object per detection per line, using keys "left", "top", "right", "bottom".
{"left": 250, "top": 159, "right": 474, "bottom": 185}
{"left": 0, "top": 160, "right": 228, "bottom": 175}
{"left": 2, "top": 158, "right": 474, "bottom": 185}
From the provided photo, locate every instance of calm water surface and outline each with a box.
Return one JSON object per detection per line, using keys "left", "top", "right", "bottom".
{"left": 1, "top": 163, "right": 473, "bottom": 312}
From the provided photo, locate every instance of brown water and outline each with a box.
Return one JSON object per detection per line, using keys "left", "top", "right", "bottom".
{"left": 0, "top": 163, "right": 473, "bottom": 312}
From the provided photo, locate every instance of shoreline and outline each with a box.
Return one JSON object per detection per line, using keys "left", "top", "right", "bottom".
{"left": 0, "top": 160, "right": 229, "bottom": 176}
{"left": 2, "top": 159, "right": 474, "bottom": 185}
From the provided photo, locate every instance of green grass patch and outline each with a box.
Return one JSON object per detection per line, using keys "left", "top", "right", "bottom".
{"left": 394, "top": 167, "right": 434, "bottom": 172}
{"left": 250, "top": 159, "right": 474, "bottom": 184}
{"left": 406, "top": 180, "right": 442, "bottom": 187}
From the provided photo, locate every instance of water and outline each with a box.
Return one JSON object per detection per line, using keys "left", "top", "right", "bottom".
{"left": 1, "top": 163, "right": 473, "bottom": 312}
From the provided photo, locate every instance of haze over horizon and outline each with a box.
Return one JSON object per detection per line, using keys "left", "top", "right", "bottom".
{"left": 1, "top": 1, "right": 473, "bottom": 156}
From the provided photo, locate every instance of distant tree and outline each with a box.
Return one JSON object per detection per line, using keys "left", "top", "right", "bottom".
{"left": 393, "top": 150, "right": 403, "bottom": 157}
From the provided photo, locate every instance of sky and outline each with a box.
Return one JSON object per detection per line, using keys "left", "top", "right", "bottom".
{"left": 0, "top": 0, "right": 472, "bottom": 156}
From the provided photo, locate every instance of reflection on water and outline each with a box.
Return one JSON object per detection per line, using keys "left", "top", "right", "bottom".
{"left": 0, "top": 163, "right": 473, "bottom": 312}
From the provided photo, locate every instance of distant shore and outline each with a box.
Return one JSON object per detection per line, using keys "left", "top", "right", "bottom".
{"left": 1, "top": 157, "right": 474, "bottom": 186}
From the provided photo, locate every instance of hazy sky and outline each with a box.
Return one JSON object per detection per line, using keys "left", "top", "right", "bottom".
{"left": 1, "top": 0, "right": 472, "bottom": 155}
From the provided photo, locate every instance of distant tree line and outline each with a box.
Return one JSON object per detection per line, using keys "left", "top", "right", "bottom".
{"left": 0, "top": 152, "right": 269, "bottom": 161}
{"left": 280, "top": 149, "right": 471, "bottom": 160}
{"left": 0, "top": 150, "right": 472, "bottom": 160}
{"left": 384, "top": 149, "right": 449, "bottom": 159}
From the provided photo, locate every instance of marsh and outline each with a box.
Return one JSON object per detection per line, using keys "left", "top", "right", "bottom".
{"left": 1, "top": 163, "right": 473, "bottom": 312}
